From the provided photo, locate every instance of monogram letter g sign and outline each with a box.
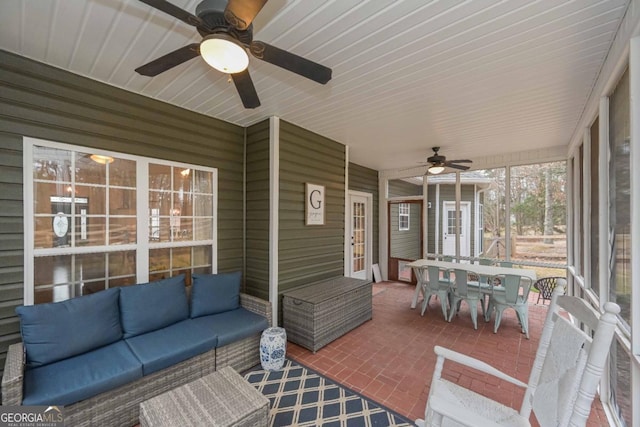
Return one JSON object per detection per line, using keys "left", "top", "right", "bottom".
{"left": 305, "top": 183, "right": 325, "bottom": 225}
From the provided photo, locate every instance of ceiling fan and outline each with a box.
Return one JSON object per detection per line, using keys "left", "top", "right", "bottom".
{"left": 422, "top": 147, "right": 472, "bottom": 175}
{"left": 135, "top": 0, "right": 332, "bottom": 109}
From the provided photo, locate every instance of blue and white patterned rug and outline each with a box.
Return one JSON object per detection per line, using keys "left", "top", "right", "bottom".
{"left": 244, "top": 359, "right": 415, "bottom": 427}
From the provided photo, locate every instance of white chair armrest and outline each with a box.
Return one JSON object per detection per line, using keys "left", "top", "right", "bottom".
{"left": 434, "top": 345, "right": 527, "bottom": 388}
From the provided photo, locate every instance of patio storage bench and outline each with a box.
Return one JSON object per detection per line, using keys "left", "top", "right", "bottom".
{"left": 282, "top": 276, "right": 372, "bottom": 352}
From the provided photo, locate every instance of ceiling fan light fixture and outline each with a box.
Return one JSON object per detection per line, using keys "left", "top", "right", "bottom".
{"left": 200, "top": 33, "right": 249, "bottom": 74}
{"left": 429, "top": 165, "right": 445, "bottom": 175}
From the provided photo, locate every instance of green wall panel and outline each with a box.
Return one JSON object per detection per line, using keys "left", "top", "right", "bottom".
{"left": 0, "top": 50, "right": 246, "bottom": 376}
{"left": 278, "top": 121, "right": 345, "bottom": 293}
{"left": 245, "top": 119, "right": 270, "bottom": 301}
{"left": 348, "top": 162, "right": 379, "bottom": 264}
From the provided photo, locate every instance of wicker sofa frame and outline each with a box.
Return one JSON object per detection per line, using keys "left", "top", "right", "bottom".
{"left": 2, "top": 293, "right": 271, "bottom": 427}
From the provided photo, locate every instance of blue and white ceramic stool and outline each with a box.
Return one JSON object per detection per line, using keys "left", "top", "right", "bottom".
{"left": 260, "top": 327, "right": 287, "bottom": 371}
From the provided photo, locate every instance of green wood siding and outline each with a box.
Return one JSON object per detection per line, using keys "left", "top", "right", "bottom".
{"left": 245, "top": 119, "right": 270, "bottom": 300}
{"left": 278, "top": 121, "right": 345, "bottom": 293}
{"left": 348, "top": 163, "right": 379, "bottom": 264}
{"left": 390, "top": 203, "right": 421, "bottom": 259}
{"left": 388, "top": 179, "right": 422, "bottom": 197}
{"left": 0, "top": 51, "right": 245, "bottom": 376}
{"left": 0, "top": 138, "right": 23, "bottom": 377}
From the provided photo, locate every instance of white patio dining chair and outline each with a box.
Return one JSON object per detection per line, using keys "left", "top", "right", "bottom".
{"left": 415, "top": 285, "right": 620, "bottom": 427}
{"left": 419, "top": 266, "right": 452, "bottom": 320}
{"left": 447, "top": 269, "right": 484, "bottom": 330}
{"left": 486, "top": 274, "right": 534, "bottom": 338}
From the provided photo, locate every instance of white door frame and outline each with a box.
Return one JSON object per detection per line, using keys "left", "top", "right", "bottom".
{"left": 346, "top": 190, "right": 373, "bottom": 281}
{"left": 442, "top": 201, "right": 471, "bottom": 258}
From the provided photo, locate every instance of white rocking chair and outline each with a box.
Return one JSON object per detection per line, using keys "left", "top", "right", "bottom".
{"left": 416, "top": 285, "right": 620, "bottom": 427}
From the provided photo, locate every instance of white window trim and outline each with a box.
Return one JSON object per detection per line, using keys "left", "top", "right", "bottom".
{"left": 23, "top": 137, "right": 218, "bottom": 305}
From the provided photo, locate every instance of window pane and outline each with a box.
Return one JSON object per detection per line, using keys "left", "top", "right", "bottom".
{"left": 76, "top": 185, "right": 106, "bottom": 215}
{"left": 75, "top": 253, "right": 106, "bottom": 281}
{"left": 608, "top": 68, "right": 631, "bottom": 325}
{"left": 172, "top": 217, "right": 192, "bottom": 241}
{"left": 34, "top": 182, "right": 70, "bottom": 214}
{"left": 590, "top": 117, "right": 600, "bottom": 295}
{"left": 34, "top": 255, "right": 72, "bottom": 287}
{"left": 33, "top": 146, "right": 71, "bottom": 181}
{"left": 172, "top": 247, "right": 191, "bottom": 269}
{"left": 193, "top": 170, "right": 213, "bottom": 193}
{"left": 149, "top": 164, "right": 171, "bottom": 191}
{"left": 149, "top": 191, "right": 172, "bottom": 215}
{"left": 110, "top": 158, "right": 136, "bottom": 187}
{"left": 150, "top": 248, "right": 170, "bottom": 273}
{"left": 75, "top": 153, "right": 106, "bottom": 185}
{"left": 109, "top": 188, "right": 136, "bottom": 216}
{"left": 610, "top": 340, "right": 632, "bottom": 426}
{"left": 76, "top": 217, "right": 106, "bottom": 246}
{"left": 174, "top": 167, "right": 193, "bottom": 192}
{"left": 194, "top": 218, "right": 213, "bottom": 240}
{"left": 108, "top": 251, "right": 136, "bottom": 279}
{"left": 510, "top": 162, "right": 567, "bottom": 269}
{"left": 194, "top": 195, "right": 213, "bottom": 216}
{"left": 193, "top": 246, "right": 212, "bottom": 267}
{"left": 577, "top": 146, "right": 584, "bottom": 275}
{"left": 109, "top": 217, "right": 136, "bottom": 245}
{"left": 174, "top": 192, "right": 193, "bottom": 217}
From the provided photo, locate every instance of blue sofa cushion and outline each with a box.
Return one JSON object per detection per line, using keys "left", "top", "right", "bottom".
{"left": 22, "top": 341, "right": 142, "bottom": 406}
{"left": 191, "top": 271, "right": 241, "bottom": 318}
{"left": 16, "top": 288, "right": 122, "bottom": 369}
{"left": 119, "top": 275, "right": 189, "bottom": 338}
{"left": 124, "top": 319, "right": 218, "bottom": 376}
{"left": 190, "top": 307, "right": 268, "bottom": 347}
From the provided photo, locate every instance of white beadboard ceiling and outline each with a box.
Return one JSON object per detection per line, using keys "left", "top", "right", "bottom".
{"left": 0, "top": 0, "right": 629, "bottom": 171}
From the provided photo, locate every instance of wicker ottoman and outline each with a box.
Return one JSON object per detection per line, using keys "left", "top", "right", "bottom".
{"left": 139, "top": 366, "right": 269, "bottom": 427}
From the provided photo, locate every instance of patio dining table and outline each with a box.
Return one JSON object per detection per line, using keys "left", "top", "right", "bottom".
{"left": 406, "top": 259, "right": 537, "bottom": 309}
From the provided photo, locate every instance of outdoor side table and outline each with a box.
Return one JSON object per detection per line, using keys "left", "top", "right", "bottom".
{"left": 139, "top": 366, "right": 268, "bottom": 427}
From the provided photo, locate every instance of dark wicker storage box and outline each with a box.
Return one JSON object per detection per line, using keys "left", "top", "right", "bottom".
{"left": 282, "top": 276, "right": 372, "bottom": 352}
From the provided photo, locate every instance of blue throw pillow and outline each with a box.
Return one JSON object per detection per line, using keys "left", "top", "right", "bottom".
{"left": 119, "top": 275, "right": 188, "bottom": 339}
{"left": 191, "top": 272, "right": 241, "bottom": 318}
{"left": 16, "top": 288, "right": 122, "bottom": 369}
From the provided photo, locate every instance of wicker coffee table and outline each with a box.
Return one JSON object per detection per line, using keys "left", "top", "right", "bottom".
{"left": 139, "top": 366, "right": 269, "bottom": 427}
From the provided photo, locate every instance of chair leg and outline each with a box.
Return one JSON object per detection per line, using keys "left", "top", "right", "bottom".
{"left": 469, "top": 301, "right": 478, "bottom": 330}
{"left": 493, "top": 306, "right": 505, "bottom": 334}
{"left": 447, "top": 298, "right": 458, "bottom": 322}
{"left": 520, "top": 308, "right": 529, "bottom": 339}
{"left": 438, "top": 291, "right": 449, "bottom": 320}
{"left": 420, "top": 295, "right": 431, "bottom": 316}
{"left": 485, "top": 299, "right": 493, "bottom": 322}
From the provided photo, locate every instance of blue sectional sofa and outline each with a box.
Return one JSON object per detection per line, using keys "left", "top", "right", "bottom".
{"left": 2, "top": 272, "right": 271, "bottom": 427}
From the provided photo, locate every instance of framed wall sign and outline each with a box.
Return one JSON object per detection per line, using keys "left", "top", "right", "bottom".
{"left": 305, "top": 183, "right": 325, "bottom": 225}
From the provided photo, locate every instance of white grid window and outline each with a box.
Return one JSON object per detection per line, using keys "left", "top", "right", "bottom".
{"left": 24, "top": 138, "right": 217, "bottom": 304}
{"left": 399, "top": 203, "right": 410, "bottom": 231}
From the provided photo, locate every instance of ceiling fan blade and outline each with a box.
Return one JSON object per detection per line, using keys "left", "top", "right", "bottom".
{"left": 135, "top": 44, "right": 200, "bottom": 76}
{"left": 138, "top": 0, "right": 211, "bottom": 33}
{"left": 250, "top": 41, "right": 332, "bottom": 84}
{"left": 231, "top": 69, "right": 261, "bottom": 109}
{"left": 447, "top": 159, "right": 472, "bottom": 163}
{"left": 447, "top": 163, "right": 470, "bottom": 171}
{"left": 224, "top": 0, "right": 269, "bottom": 31}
